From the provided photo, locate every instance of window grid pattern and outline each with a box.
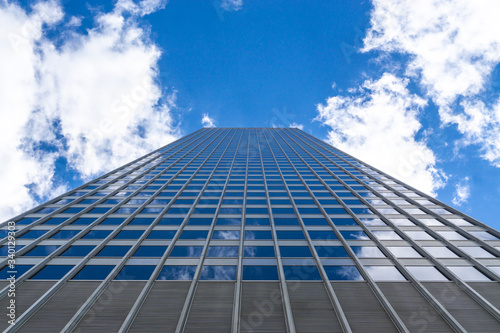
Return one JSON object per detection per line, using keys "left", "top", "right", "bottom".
{"left": 2, "top": 128, "right": 500, "bottom": 332}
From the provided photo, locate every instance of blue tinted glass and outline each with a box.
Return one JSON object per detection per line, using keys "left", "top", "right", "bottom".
{"left": 133, "top": 246, "right": 167, "bottom": 257}
{"left": 340, "top": 231, "right": 369, "bottom": 240}
{"left": 207, "top": 246, "right": 238, "bottom": 257}
{"left": 242, "top": 266, "right": 279, "bottom": 280}
{"left": 64, "top": 207, "right": 84, "bottom": 214}
{"left": 244, "top": 246, "right": 275, "bottom": 257}
{"left": 31, "top": 265, "right": 74, "bottom": 279}
{"left": 83, "top": 230, "right": 112, "bottom": 239}
{"left": 274, "top": 218, "right": 300, "bottom": 226}
{"left": 315, "top": 246, "right": 349, "bottom": 257}
{"left": 170, "top": 246, "right": 203, "bottom": 257}
{"left": 324, "top": 266, "right": 363, "bottom": 281}
{"left": 60, "top": 246, "right": 94, "bottom": 257}
{"left": 42, "top": 218, "right": 67, "bottom": 225}
{"left": 157, "top": 266, "right": 196, "bottom": 280}
{"left": 17, "top": 217, "right": 39, "bottom": 225}
{"left": 324, "top": 208, "right": 348, "bottom": 214}
{"left": 245, "top": 218, "right": 270, "bottom": 225}
{"left": 99, "top": 218, "right": 126, "bottom": 225}
{"left": 158, "top": 218, "right": 184, "bottom": 225}
{"left": 284, "top": 265, "right": 321, "bottom": 280}
{"left": 247, "top": 207, "right": 269, "bottom": 214}
{"left": 72, "top": 265, "right": 114, "bottom": 280}
{"left": 51, "top": 230, "right": 80, "bottom": 239}
{"left": 115, "top": 230, "right": 144, "bottom": 239}
{"left": 71, "top": 218, "right": 96, "bottom": 225}
{"left": 88, "top": 207, "right": 111, "bottom": 214}
{"left": 115, "top": 265, "right": 155, "bottom": 280}
{"left": 19, "top": 230, "right": 48, "bottom": 239}
{"left": 276, "top": 230, "right": 305, "bottom": 240}
{"left": 0, "top": 246, "right": 23, "bottom": 255}
{"left": 148, "top": 230, "right": 176, "bottom": 239}
{"left": 332, "top": 218, "right": 357, "bottom": 226}
{"left": 0, "top": 265, "right": 33, "bottom": 279}
{"left": 200, "top": 266, "right": 237, "bottom": 280}
{"left": 179, "top": 230, "right": 209, "bottom": 240}
{"left": 38, "top": 207, "right": 59, "bottom": 214}
{"left": 280, "top": 246, "right": 312, "bottom": 257}
{"left": 114, "top": 207, "right": 138, "bottom": 214}
{"left": 308, "top": 230, "right": 337, "bottom": 240}
{"left": 186, "top": 218, "right": 213, "bottom": 226}
{"left": 244, "top": 230, "right": 272, "bottom": 240}
{"left": 212, "top": 230, "right": 240, "bottom": 240}
{"left": 25, "top": 245, "right": 59, "bottom": 256}
{"left": 96, "top": 246, "right": 131, "bottom": 257}
{"left": 128, "top": 218, "right": 154, "bottom": 226}
{"left": 216, "top": 218, "right": 241, "bottom": 226}
{"left": 302, "top": 218, "right": 329, "bottom": 226}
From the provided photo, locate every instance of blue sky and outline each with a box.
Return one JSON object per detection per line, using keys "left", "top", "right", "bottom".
{"left": 1, "top": 0, "right": 500, "bottom": 230}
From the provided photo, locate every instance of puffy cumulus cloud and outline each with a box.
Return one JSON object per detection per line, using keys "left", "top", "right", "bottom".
{"left": 289, "top": 123, "right": 304, "bottom": 130}
{"left": 363, "top": 0, "right": 500, "bottom": 166}
{"left": 0, "top": 0, "right": 178, "bottom": 221}
{"left": 452, "top": 176, "right": 470, "bottom": 206}
{"left": 316, "top": 73, "right": 446, "bottom": 196}
{"left": 202, "top": 113, "right": 216, "bottom": 128}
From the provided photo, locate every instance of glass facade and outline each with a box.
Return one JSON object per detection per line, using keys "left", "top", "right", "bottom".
{"left": 1, "top": 128, "right": 500, "bottom": 332}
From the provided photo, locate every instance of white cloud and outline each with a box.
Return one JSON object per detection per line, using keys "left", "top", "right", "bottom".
{"left": 220, "top": 0, "right": 243, "bottom": 11}
{"left": 316, "top": 73, "right": 446, "bottom": 196}
{"left": 202, "top": 113, "right": 216, "bottom": 128}
{"left": 363, "top": 0, "right": 500, "bottom": 166}
{"left": 289, "top": 123, "right": 304, "bottom": 130}
{"left": 452, "top": 176, "right": 470, "bottom": 206}
{"left": 0, "top": 0, "right": 178, "bottom": 221}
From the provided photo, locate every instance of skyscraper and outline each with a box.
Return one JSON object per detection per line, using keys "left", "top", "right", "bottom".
{"left": 1, "top": 127, "right": 500, "bottom": 333}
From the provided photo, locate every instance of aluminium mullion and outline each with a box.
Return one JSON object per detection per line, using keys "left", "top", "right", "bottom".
{"left": 294, "top": 129, "right": 500, "bottom": 244}
{"left": 232, "top": 129, "right": 251, "bottom": 333}
{"left": 174, "top": 130, "right": 244, "bottom": 333}
{"left": 7, "top": 129, "right": 228, "bottom": 333}
{"left": 266, "top": 129, "right": 412, "bottom": 333}
{"left": 277, "top": 129, "right": 471, "bottom": 332}
{"left": 0, "top": 129, "right": 217, "bottom": 292}
{"left": 260, "top": 130, "right": 353, "bottom": 333}
{"left": 115, "top": 129, "right": 239, "bottom": 333}
{"left": 255, "top": 129, "right": 296, "bottom": 333}
{"left": 0, "top": 128, "right": 205, "bottom": 234}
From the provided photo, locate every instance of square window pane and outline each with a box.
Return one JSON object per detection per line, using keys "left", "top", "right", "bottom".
{"left": 60, "top": 246, "right": 94, "bottom": 257}
{"left": 115, "top": 265, "right": 156, "bottom": 280}
{"left": 244, "top": 246, "right": 275, "bottom": 258}
{"left": 324, "top": 266, "right": 363, "bottom": 281}
{"left": 157, "top": 266, "right": 196, "bottom": 280}
{"left": 406, "top": 266, "right": 448, "bottom": 281}
{"left": 242, "top": 266, "right": 279, "bottom": 280}
{"left": 31, "top": 265, "right": 74, "bottom": 280}
{"left": 364, "top": 266, "right": 406, "bottom": 281}
{"left": 207, "top": 246, "right": 239, "bottom": 257}
{"left": 170, "top": 246, "right": 203, "bottom": 257}
{"left": 284, "top": 265, "right": 321, "bottom": 280}
{"left": 73, "top": 265, "right": 114, "bottom": 280}
{"left": 200, "top": 265, "right": 236, "bottom": 280}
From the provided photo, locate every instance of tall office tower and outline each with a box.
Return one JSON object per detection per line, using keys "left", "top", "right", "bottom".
{"left": 1, "top": 128, "right": 500, "bottom": 333}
